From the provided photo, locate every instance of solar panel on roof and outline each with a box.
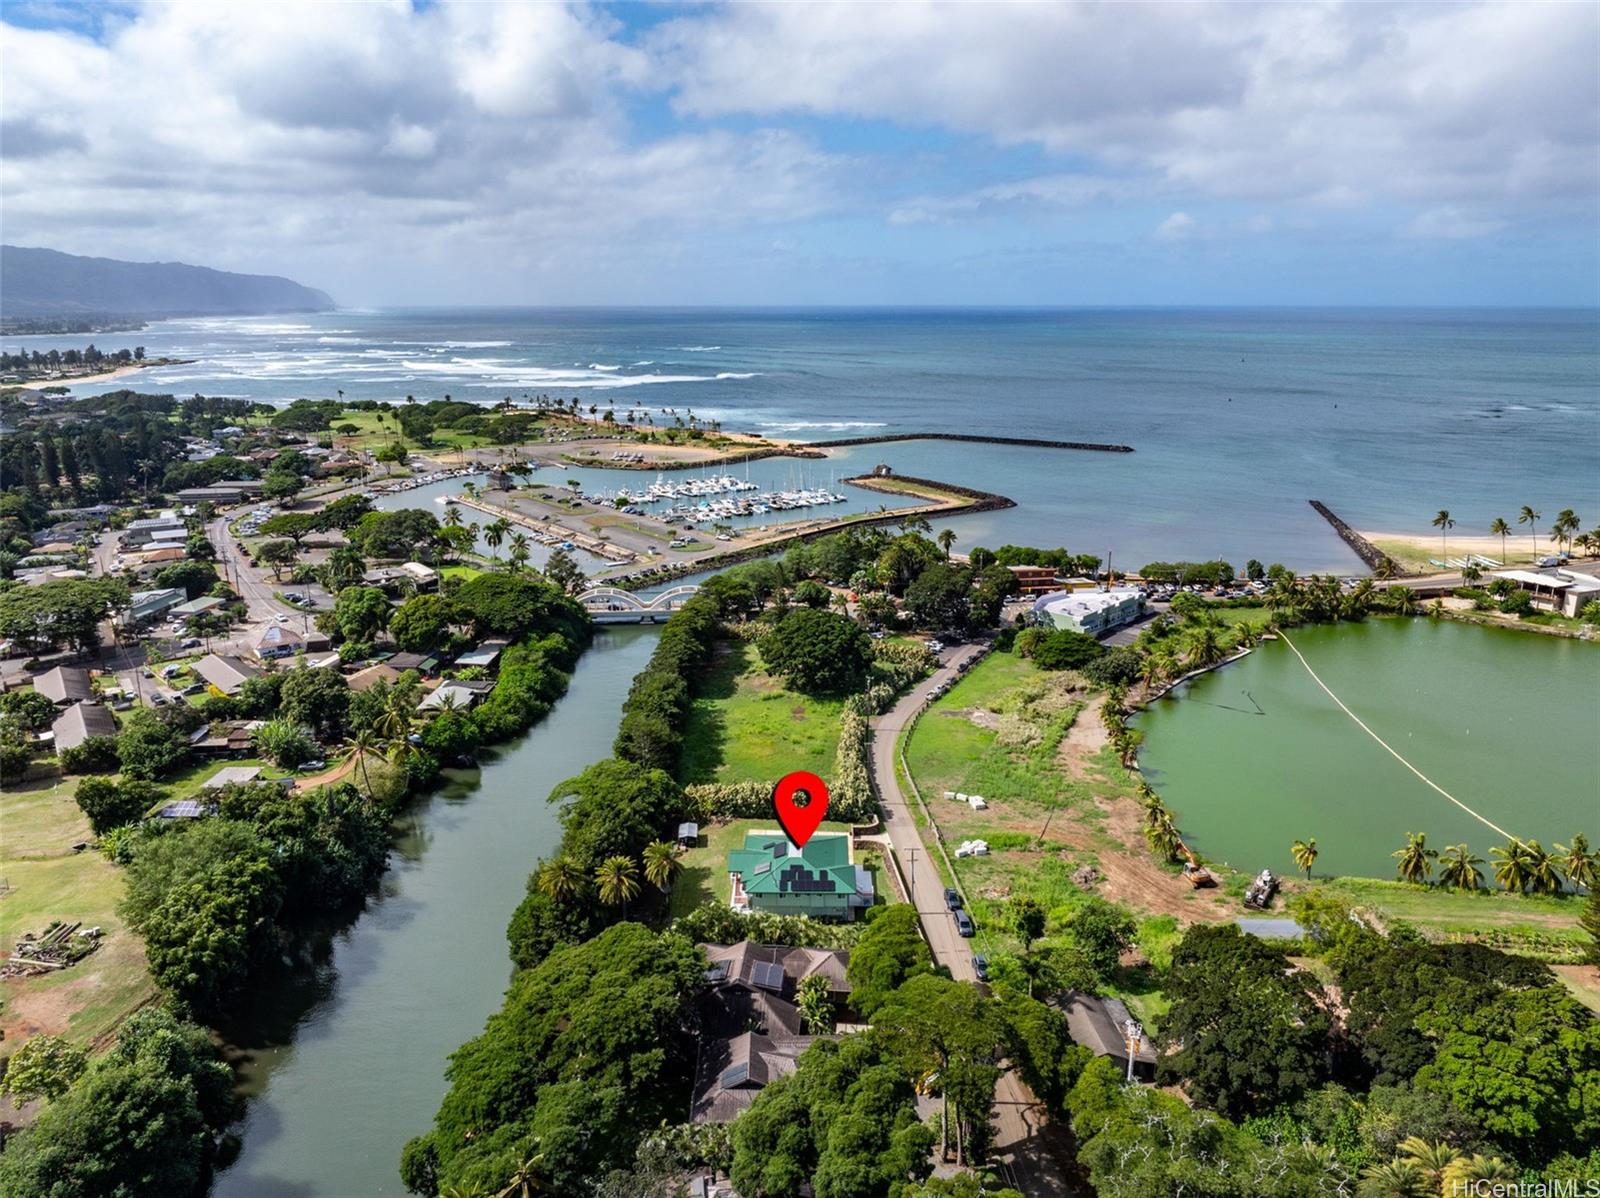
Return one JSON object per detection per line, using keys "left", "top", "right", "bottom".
{"left": 750, "top": 961, "right": 785, "bottom": 991}
{"left": 720, "top": 1064, "right": 749, "bottom": 1087}
{"left": 752, "top": 861, "right": 771, "bottom": 876}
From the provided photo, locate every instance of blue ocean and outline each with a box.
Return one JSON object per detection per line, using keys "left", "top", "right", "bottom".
{"left": 35, "top": 307, "right": 1600, "bottom": 572}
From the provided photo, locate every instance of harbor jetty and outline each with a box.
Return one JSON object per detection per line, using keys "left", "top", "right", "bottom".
{"left": 1309, "top": 500, "right": 1402, "bottom": 576}
{"left": 808, "top": 432, "right": 1135, "bottom": 454}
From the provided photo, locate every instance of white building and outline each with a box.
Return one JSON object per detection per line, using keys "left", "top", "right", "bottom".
{"left": 1031, "top": 587, "right": 1145, "bottom": 636}
{"left": 1489, "top": 568, "right": 1600, "bottom": 618}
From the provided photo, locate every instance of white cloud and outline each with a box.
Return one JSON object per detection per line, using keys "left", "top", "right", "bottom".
{"left": 653, "top": 1, "right": 1598, "bottom": 214}
{"left": 1153, "top": 212, "right": 1198, "bottom": 242}
{"left": 1403, "top": 207, "right": 1509, "bottom": 240}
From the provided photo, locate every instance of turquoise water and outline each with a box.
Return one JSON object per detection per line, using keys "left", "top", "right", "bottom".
{"left": 1136, "top": 620, "right": 1599, "bottom": 881}
{"left": 37, "top": 307, "right": 1599, "bottom": 572}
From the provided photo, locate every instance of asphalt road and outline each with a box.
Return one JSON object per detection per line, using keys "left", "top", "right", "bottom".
{"left": 869, "top": 644, "right": 1075, "bottom": 1196}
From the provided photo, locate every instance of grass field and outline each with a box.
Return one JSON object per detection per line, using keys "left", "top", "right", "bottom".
{"left": 1320, "top": 876, "right": 1586, "bottom": 951}
{"left": 678, "top": 639, "right": 847, "bottom": 786}
{"left": 0, "top": 778, "right": 157, "bottom": 1050}
{"left": 668, "top": 817, "right": 858, "bottom": 918}
{"left": 440, "top": 564, "right": 485, "bottom": 582}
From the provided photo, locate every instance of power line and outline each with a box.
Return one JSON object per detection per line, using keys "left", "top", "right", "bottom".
{"left": 1277, "top": 630, "right": 1517, "bottom": 841}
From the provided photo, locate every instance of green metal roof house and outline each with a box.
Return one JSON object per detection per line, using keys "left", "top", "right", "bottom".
{"left": 727, "top": 831, "right": 873, "bottom": 921}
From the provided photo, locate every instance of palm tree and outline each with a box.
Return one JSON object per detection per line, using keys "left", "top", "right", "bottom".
{"left": 1291, "top": 838, "right": 1318, "bottom": 881}
{"left": 1392, "top": 832, "right": 1436, "bottom": 885}
{"left": 1488, "top": 517, "right": 1510, "bottom": 564}
{"left": 341, "top": 728, "right": 381, "bottom": 799}
{"left": 495, "top": 1152, "right": 547, "bottom": 1198}
{"left": 443, "top": 504, "right": 464, "bottom": 529}
{"left": 1357, "top": 1159, "right": 1430, "bottom": 1198}
{"left": 1431, "top": 509, "right": 1455, "bottom": 556}
{"left": 1186, "top": 625, "right": 1225, "bottom": 669}
{"left": 1438, "top": 844, "right": 1484, "bottom": 890}
{"left": 1518, "top": 505, "right": 1541, "bottom": 555}
{"left": 1386, "top": 586, "right": 1418, "bottom": 615}
{"left": 536, "top": 855, "right": 587, "bottom": 902}
{"left": 594, "top": 855, "right": 641, "bottom": 913}
{"left": 1146, "top": 812, "right": 1182, "bottom": 861}
{"left": 936, "top": 528, "right": 956, "bottom": 558}
{"left": 795, "top": 974, "right": 834, "bottom": 1034}
{"left": 375, "top": 693, "right": 413, "bottom": 745}
{"left": 1491, "top": 839, "right": 1534, "bottom": 893}
{"left": 642, "top": 840, "right": 682, "bottom": 891}
{"left": 1523, "top": 840, "right": 1565, "bottom": 895}
{"left": 508, "top": 532, "right": 530, "bottom": 573}
{"left": 1555, "top": 834, "right": 1595, "bottom": 890}
{"left": 1441, "top": 1154, "right": 1518, "bottom": 1192}
{"left": 484, "top": 517, "right": 510, "bottom": 561}
{"left": 1397, "top": 1137, "right": 1461, "bottom": 1190}
{"left": 1553, "top": 508, "right": 1579, "bottom": 555}
{"left": 1459, "top": 563, "right": 1481, "bottom": 587}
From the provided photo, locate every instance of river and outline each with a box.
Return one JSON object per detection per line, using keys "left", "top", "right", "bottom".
{"left": 1136, "top": 619, "right": 1598, "bottom": 881}
{"left": 212, "top": 626, "right": 657, "bottom": 1198}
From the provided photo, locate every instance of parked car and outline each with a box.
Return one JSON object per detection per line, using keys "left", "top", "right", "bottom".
{"left": 954, "top": 910, "right": 975, "bottom": 938}
{"left": 973, "top": 955, "right": 989, "bottom": 982}
{"left": 944, "top": 887, "right": 963, "bottom": 911}
{"left": 182, "top": 683, "right": 206, "bottom": 696}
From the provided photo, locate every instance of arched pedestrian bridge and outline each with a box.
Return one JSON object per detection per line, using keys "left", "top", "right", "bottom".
{"left": 577, "top": 585, "right": 700, "bottom": 624}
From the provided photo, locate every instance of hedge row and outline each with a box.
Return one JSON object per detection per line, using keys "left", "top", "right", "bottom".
{"left": 613, "top": 592, "right": 723, "bottom": 773}
{"left": 679, "top": 709, "right": 877, "bottom": 825}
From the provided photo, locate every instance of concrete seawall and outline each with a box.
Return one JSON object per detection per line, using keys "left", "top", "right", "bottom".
{"left": 563, "top": 431, "right": 1133, "bottom": 472}
{"left": 807, "top": 432, "right": 1135, "bottom": 454}
{"left": 1310, "top": 500, "right": 1401, "bottom": 576}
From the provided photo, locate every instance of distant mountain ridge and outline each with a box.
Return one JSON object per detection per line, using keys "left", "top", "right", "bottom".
{"left": 0, "top": 245, "right": 335, "bottom": 319}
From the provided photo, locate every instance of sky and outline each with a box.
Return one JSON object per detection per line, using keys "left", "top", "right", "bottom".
{"left": 2, "top": 0, "right": 1597, "bottom": 308}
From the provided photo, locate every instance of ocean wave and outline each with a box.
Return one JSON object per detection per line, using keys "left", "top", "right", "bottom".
{"left": 632, "top": 360, "right": 655, "bottom": 366}
{"left": 389, "top": 339, "right": 515, "bottom": 348}
{"left": 678, "top": 345, "right": 722, "bottom": 352}
{"left": 714, "top": 372, "right": 759, "bottom": 380}
{"left": 589, "top": 363, "right": 621, "bottom": 371}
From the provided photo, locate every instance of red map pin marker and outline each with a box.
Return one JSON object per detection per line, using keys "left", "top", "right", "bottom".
{"left": 773, "top": 771, "right": 829, "bottom": 848}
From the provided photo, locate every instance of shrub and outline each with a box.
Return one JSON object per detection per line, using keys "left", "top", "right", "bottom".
{"left": 75, "top": 776, "right": 162, "bottom": 835}
{"left": 59, "top": 734, "right": 120, "bottom": 775}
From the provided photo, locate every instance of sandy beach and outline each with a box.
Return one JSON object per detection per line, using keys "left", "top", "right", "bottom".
{"left": 1360, "top": 529, "right": 1572, "bottom": 571}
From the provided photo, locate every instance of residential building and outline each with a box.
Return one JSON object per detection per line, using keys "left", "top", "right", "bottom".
{"left": 1030, "top": 587, "right": 1145, "bottom": 636}
{"left": 384, "top": 651, "right": 440, "bottom": 675}
{"left": 33, "top": 666, "right": 93, "bottom": 705}
{"left": 123, "top": 587, "right": 188, "bottom": 625}
{"left": 455, "top": 639, "right": 510, "bottom": 670}
{"left": 727, "top": 831, "right": 873, "bottom": 920}
{"left": 169, "top": 595, "right": 226, "bottom": 619}
{"left": 51, "top": 701, "right": 116, "bottom": 751}
{"left": 1053, "top": 991, "right": 1157, "bottom": 1082}
{"left": 188, "top": 720, "right": 265, "bottom": 757}
{"left": 691, "top": 942, "right": 852, "bottom": 1122}
{"left": 1005, "top": 564, "right": 1060, "bottom": 595}
{"left": 201, "top": 765, "right": 290, "bottom": 792}
{"left": 172, "top": 480, "right": 266, "bottom": 505}
{"left": 193, "top": 653, "right": 261, "bottom": 696}
{"left": 345, "top": 663, "right": 402, "bottom": 692}
{"left": 418, "top": 680, "right": 494, "bottom": 712}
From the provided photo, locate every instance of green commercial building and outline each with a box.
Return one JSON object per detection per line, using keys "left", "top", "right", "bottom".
{"left": 727, "top": 831, "right": 873, "bottom": 921}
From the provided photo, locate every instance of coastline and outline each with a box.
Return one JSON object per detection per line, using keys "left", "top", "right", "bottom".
{"left": 24, "top": 359, "right": 193, "bottom": 388}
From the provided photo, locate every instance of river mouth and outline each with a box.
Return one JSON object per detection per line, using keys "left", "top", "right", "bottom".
{"left": 211, "top": 627, "right": 657, "bottom": 1198}
{"left": 1135, "top": 618, "right": 1598, "bottom": 882}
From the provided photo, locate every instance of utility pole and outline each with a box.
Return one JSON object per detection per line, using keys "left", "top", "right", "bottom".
{"left": 904, "top": 847, "right": 918, "bottom": 909}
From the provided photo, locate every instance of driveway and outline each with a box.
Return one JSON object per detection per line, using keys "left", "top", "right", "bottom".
{"left": 869, "top": 645, "right": 1075, "bottom": 1196}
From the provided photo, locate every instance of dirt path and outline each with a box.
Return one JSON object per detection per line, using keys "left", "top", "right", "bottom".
{"left": 1054, "top": 699, "right": 1232, "bottom": 923}
{"left": 292, "top": 752, "right": 365, "bottom": 793}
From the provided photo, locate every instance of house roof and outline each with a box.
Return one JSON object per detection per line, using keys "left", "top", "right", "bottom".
{"left": 202, "top": 765, "right": 263, "bottom": 790}
{"left": 384, "top": 651, "right": 439, "bottom": 672}
{"left": 418, "top": 682, "right": 485, "bottom": 711}
{"left": 170, "top": 595, "right": 226, "bottom": 616}
{"left": 727, "top": 832, "right": 863, "bottom": 900}
{"left": 345, "top": 663, "right": 401, "bottom": 692}
{"left": 691, "top": 1031, "right": 819, "bottom": 1123}
{"left": 1055, "top": 990, "right": 1157, "bottom": 1066}
{"left": 34, "top": 666, "right": 92, "bottom": 704}
{"left": 455, "top": 639, "right": 510, "bottom": 668}
{"left": 193, "top": 654, "right": 261, "bottom": 695}
{"left": 257, "top": 624, "right": 305, "bottom": 650}
{"left": 701, "top": 941, "right": 852, "bottom": 996}
{"left": 51, "top": 701, "right": 116, "bottom": 750}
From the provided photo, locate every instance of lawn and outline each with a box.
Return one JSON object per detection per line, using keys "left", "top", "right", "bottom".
{"left": 159, "top": 757, "right": 294, "bottom": 803}
{"left": 1321, "top": 876, "right": 1587, "bottom": 954}
{"left": 678, "top": 639, "right": 847, "bottom": 786}
{"left": 668, "top": 817, "right": 858, "bottom": 919}
{"left": 440, "top": 564, "right": 485, "bottom": 582}
{"left": 0, "top": 777, "right": 157, "bottom": 1050}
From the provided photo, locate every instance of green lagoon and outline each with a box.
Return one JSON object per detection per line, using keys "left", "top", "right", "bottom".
{"left": 1136, "top": 619, "right": 1598, "bottom": 882}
